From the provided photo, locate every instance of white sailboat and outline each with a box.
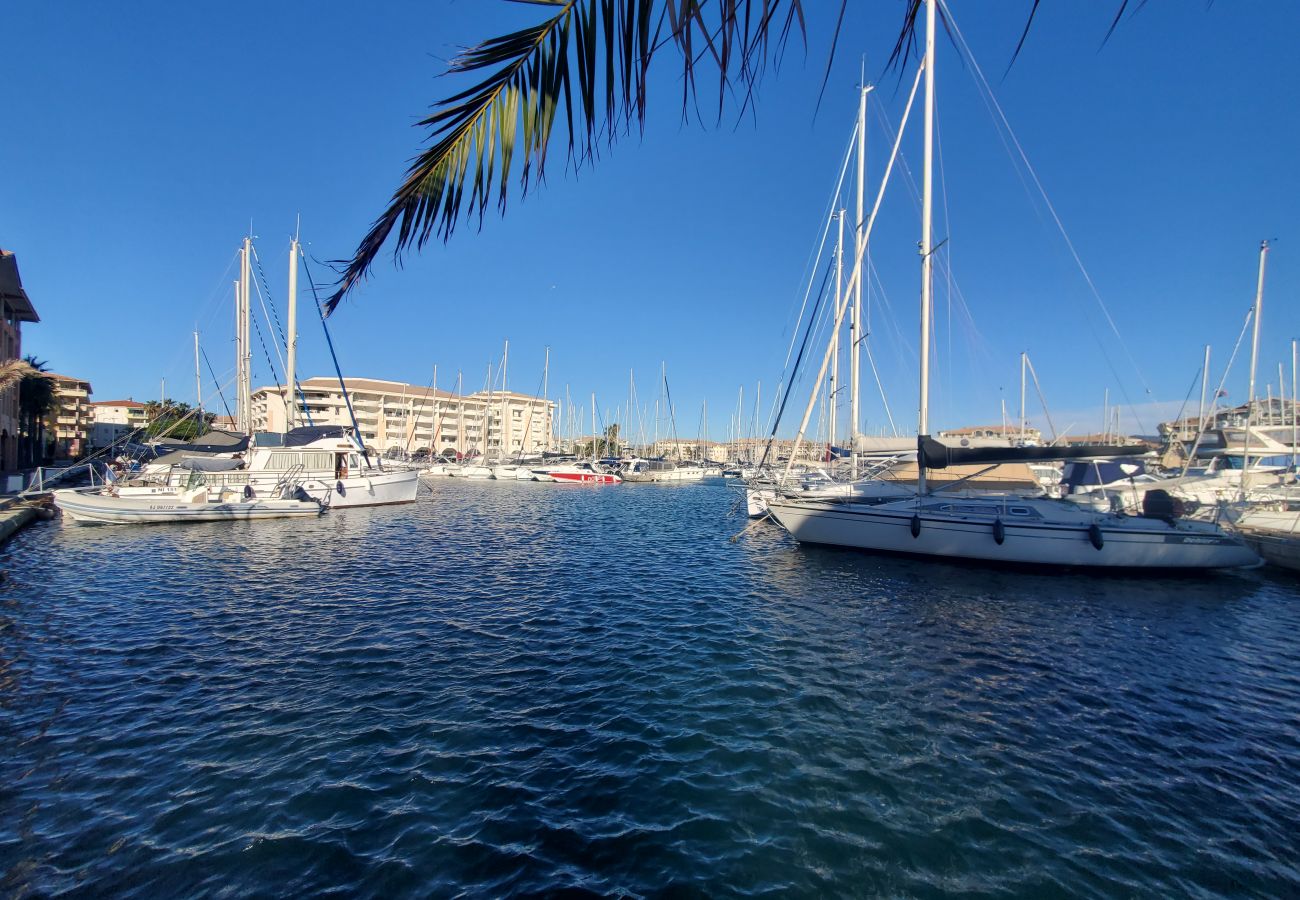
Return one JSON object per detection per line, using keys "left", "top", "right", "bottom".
{"left": 766, "top": 0, "right": 1256, "bottom": 570}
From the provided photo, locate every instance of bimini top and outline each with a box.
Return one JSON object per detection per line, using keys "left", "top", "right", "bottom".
{"left": 153, "top": 429, "right": 250, "bottom": 455}
{"left": 253, "top": 425, "right": 354, "bottom": 448}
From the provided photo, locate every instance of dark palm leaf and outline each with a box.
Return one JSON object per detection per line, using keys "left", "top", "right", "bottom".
{"left": 327, "top": 0, "right": 1142, "bottom": 314}
{"left": 325, "top": 0, "right": 821, "bottom": 313}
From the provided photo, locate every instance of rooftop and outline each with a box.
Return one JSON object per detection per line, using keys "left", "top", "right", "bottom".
{"left": 0, "top": 249, "right": 40, "bottom": 323}
{"left": 91, "top": 399, "right": 146, "bottom": 408}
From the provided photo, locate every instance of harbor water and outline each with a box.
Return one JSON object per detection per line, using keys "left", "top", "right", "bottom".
{"left": 2, "top": 480, "right": 1298, "bottom": 896}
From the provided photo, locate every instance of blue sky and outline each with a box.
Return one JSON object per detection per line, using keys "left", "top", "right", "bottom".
{"left": 3, "top": 1, "right": 1298, "bottom": 441}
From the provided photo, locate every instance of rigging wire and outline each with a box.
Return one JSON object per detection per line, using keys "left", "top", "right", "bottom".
{"left": 941, "top": 0, "right": 1154, "bottom": 432}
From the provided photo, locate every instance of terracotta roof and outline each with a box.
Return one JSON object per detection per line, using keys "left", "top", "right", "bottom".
{"left": 91, "top": 399, "right": 146, "bottom": 408}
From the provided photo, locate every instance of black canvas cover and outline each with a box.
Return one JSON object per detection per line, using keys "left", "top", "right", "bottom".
{"left": 153, "top": 429, "right": 250, "bottom": 455}
{"left": 918, "top": 436, "right": 1147, "bottom": 470}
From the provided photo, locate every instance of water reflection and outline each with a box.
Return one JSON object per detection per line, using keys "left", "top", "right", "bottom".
{"left": 1, "top": 480, "right": 1297, "bottom": 896}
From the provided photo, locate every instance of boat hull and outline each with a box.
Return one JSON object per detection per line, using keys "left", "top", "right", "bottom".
{"left": 767, "top": 498, "right": 1258, "bottom": 569}
{"left": 298, "top": 470, "right": 420, "bottom": 507}
{"left": 53, "top": 489, "right": 322, "bottom": 525}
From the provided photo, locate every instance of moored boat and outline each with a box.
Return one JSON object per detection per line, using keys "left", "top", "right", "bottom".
{"left": 54, "top": 482, "right": 323, "bottom": 525}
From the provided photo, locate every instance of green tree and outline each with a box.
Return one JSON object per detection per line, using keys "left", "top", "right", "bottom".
{"left": 17, "top": 355, "right": 56, "bottom": 467}
{"left": 144, "top": 400, "right": 215, "bottom": 442}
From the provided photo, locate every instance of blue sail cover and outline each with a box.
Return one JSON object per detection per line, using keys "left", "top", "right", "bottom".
{"left": 1061, "top": 460, "right": 1148, "bottom": 489}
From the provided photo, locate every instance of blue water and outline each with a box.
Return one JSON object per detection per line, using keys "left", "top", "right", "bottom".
{"left": 2, "top": 480, "right": 1298, "bottom": 897}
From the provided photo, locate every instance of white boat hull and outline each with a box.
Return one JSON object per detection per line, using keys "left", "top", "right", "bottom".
{"left": 767, "top": 497, "right": 1258, "bottom": 569}
{"left": 54, "top": 488, "right": 322, "bottom": 525}
{"left": 296, "top": 470, "right": 420, "bottom": 507}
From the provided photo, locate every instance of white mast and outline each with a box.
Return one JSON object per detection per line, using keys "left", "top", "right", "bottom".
{"left": 1242, "top": 239, "right": 1269, "bottom": 495}
{"left": 591, "top": 392, "right": 597, "bottom": 459}
{"left": 1019, "top": 352, "right": 1027, "bottom": 442}
{"left": 1197, "top": 344, "right": 1211, "bottom": 443}
{"left": 543, "top": 346, "right": 551, "bottom": 452}
{"left": 500, "top": 339, "right": 510, "bottom": 457}
{"left": 830, "top": 209, "right": 844, "bottom": 457}
{"left": 917, "top": 0, "right": 937, "bottom": 495}
{"left": 286, "top": 233, "right": 300, "bottom": 430}
{"left": 852, "top": 79, "right": 871, "bottom": 480}
{"left": 194, "top": 330, "right": 202, "bottom": 417}
{"left": 1292, "top": 339, "right": 1297, "bottom": 471}
{"left": 1102, "top": 388, "right": 1109, "bottom": 442}
{"left": 233, "top": 279, "right": 241, "bottom": 428}
{"left": 239, "top": 235, "right": 253, "bottom": 434}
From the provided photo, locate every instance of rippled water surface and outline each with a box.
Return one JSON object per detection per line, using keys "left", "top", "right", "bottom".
{"left": 3, "top": 480, "right": 1299, "bottom": 897}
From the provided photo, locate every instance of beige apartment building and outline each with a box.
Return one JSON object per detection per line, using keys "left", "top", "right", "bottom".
{"left": 251, "top": 376, "right": 554, "bottom": 457}
{"left": 1, "top": 249, "right": 41, "bottom": 470}
{"left": 48, "top": 373, "right": 93, "bottom": 458}
{"left": 89, "top": 399, "right": 149, "bottom": 450}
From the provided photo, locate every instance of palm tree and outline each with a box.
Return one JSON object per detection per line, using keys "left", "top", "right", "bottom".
{"left": 18, "top": 355, "right": 56, "bottom": 468}
{"left": 324, "top": 0, "right": 1136, "bottom": 313}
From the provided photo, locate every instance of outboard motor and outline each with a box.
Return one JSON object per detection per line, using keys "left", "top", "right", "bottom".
{"left": 1141, "top": 489, "right": 1185, "bottom": 523}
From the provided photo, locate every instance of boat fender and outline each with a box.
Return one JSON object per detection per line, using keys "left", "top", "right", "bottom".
{"left": 993, "top": 518, "right": 1005, "bottom": 545}
{"left": 1088, "top": 523, "right": 1104, "bottom": 551}
{"left": 336, "top": 481, "right": 346, "bottom": 496}
{"left": 910, "top": 514, "right": 922, "bottom": 538}
{"left": 243, "top": 484, "right": 255, "bottom": 500}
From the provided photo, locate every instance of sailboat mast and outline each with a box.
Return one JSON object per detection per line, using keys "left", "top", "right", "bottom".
{"left": 1242, "top": 239, "right": 1269, "bottom": 495}
{"left": 1019, "top": 352, "right": 1027, "bottom": 443}
{"left": 239, "top": 236, "right": 253, "bottom": 433}
{"left": 1197, "top": 344, "right": 1211, "bottom": 445}
{"left": 194, "top": 330, "right": 202, "bottom": 418}
{"left": 852, "top": 80, "right": 870, "bottom": 480}
{"left": 286, "top": 235, "right": 299, "bottom": 429}
{"left": 500, "top": 340, "right": 510, "bottom": 457}
{"left": 1292, "top": 339, "right": 1297, "bottom": 471}
{"left": 830, "top": 210, "right": 844, "bottom": 457}
{"left": 917, "top": 0, "right": 936, "bottom": 494}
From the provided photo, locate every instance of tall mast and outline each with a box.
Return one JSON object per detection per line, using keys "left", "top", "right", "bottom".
{"left": 193, "top": 330, "right": 202, "bottom": 419}
{"left": 1102, "top": 388, "right": 1109, "bottom": 442}
{"left": 543, "top": 346, "right": 551, "bottom": 452}
{"left": 286, "top": 233, "right": 300, "bottom": 429}
{"left": 917, "top": 0, "right": 936, "bottom": 494}
{"left": 1197, "top": 344, "right": 1211, "bottom": 445}
{"left": 233, "top": 279, "right": 241, "bottom": 428}
{"left": 1292, "top": 339, "right": 1297, "bottom": 471}
{"left": 500, "top": 339, "right": 509, "bottom": 457}
{"left": 830, "top": 210, "right": 844, "bottom": 458}
{"left": 1019, "top": 352, "right": 1027, "bottom": 443}
{"left": 239, "top": 235, "right": 252, "bottom": 434}
{"left": 852, "top": 79, "right": 870, "bottom": 480}
{"left": 1242, "top": 239, "right": 1269, "bottom": 495}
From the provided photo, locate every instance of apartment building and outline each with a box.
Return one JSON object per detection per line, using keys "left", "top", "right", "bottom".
{"left": 48, "top": 373, "right": 93, "bottom": 458}
{"left": 89, "top": 399, "right": 149, "bottom": 449}
{"left": 251, "top": 376, "right": 554, "bottom": 457}
{"left": 0, "top": 249, "right": 41, "bottom": 470}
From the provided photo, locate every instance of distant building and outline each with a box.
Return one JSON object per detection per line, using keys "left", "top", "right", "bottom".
{"left": 650, "top": 439, "right": 728, "bottom": 462}
{"left": 47, "top": 374, "right": 93, "bottom": 459}
{"left": 938, "top": 424, "right": 1042, "bottom": 444}
{"left": 250, "top": 376, "right": 554, "bottom": 457}
{"left": 0, "top": 249, "right": 41, "bottom": 470}
{"left": 89, "top": 399, "right": 149, "bottom": 450}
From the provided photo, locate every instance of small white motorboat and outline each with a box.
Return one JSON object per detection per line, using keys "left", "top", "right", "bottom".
{"left": 53, "top": 483, "right": 323, "bottom": 525}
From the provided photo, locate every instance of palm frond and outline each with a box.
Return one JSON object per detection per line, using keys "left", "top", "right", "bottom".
{"left": 326, "top": 0, "right": 811, "bottom": 314}
{"left": 0, "top": 358, "right": 37, "bottom": 392}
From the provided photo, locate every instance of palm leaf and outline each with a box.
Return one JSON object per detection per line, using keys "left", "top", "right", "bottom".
{"left": 0, "top": 358, "right": 37, "bottom": 392}
{"left": 325, "top": 0, "right": 820, "bottom": 313}
{"left": 327, "top": 0, "right": 1143, "bottom": 314}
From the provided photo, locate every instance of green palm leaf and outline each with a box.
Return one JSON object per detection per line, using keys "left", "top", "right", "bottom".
{"left": 325, "top": 0, "right": 1136, "bottom": 314}
{"left": 325, "top": 0, "right": 822, "bottom": 314}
